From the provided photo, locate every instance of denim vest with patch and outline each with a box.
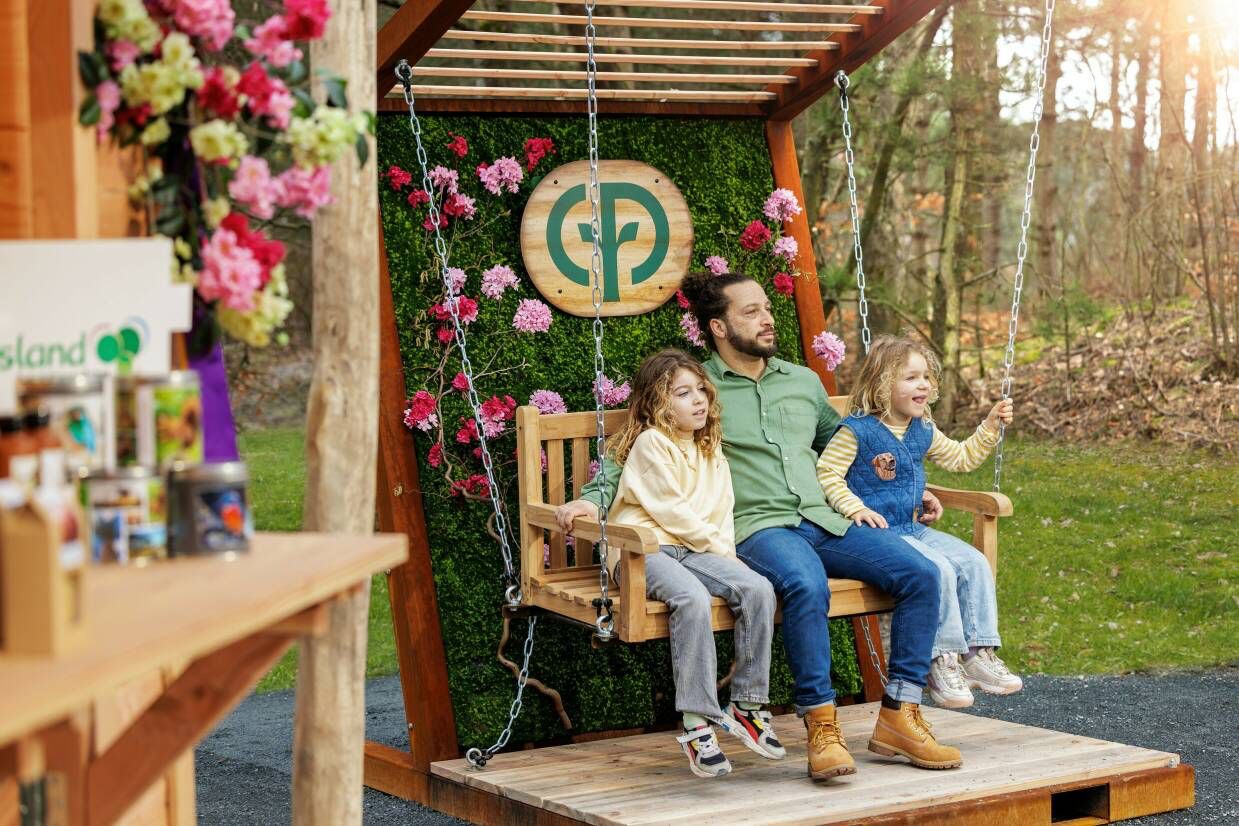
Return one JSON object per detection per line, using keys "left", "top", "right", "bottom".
{"left": 839, "top": 414, "right": 932, "bottom": 535}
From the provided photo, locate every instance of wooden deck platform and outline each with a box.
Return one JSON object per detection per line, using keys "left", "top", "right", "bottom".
{"left": 429, "top": 703, "right": 1193, "bottom": 825}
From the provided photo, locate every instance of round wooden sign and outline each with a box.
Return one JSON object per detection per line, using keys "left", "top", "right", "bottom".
{"left": 520, "top": 160, "right": 693, "bottom": 317}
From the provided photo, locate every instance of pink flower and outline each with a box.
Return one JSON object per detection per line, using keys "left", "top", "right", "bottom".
{"left": 228, "top": 156, "right": 279, "bottom": 220}
{"left": 675, "top": 289, "right": 691, "bottom": 310}
{"left": 772, "top": 272, "right": 795, "bottom": 297}
{"left": 480, "top": 395, "right": 517, "bottom": 438}
{"left": 282, "top": 0, "right": 332, "bottom": 40}
{"left": 407, "top": 189, "right": 430, "bottom": 208}
{"left": 244, "top": 16, "right": 302, "bottom": 67}
{"left": 386, "top": 165, "right": 412, "bottom": 191}
{"left": 446, "top": 133, "right": 468, "bottom": 158}
{"left": 263, "top": 89, "right": 295, "bottom": 129}
{"left": 478, "top": 157, "right": 523, "bottom": 195}
{"left": 173, "top": 0, "right": 235, "bottom": 51}
{"left": 428, "top": 165, "right": 458, "bottom": 194}
{"left": 763, "top": 188, "right": 802, "bottom": 223}
{"left": 442, "top": 192, "right": 476, "bottom": 220}
{"left": 593, "top": 376, "right": 631, "bottom": 407}
{"left": 512, "top": 298, "right": 552, "bottom": 333}
{"left": 198, "top": 228, "right": 264, "bottom": 312}
{"left": 105, "top": 40, "right": 140, "bottom": 72}
{"left": 772, "top": 236, "right": 799, "bottom": 262}
{"left": 436, "top": 326, "right": 454, "bottom": 344}
{"left": 812, "top": 331, "right": 847, "bottom": 371}
{"left": 444, "top": 267, "right": 467, "bottom": 295}
{"left": 427, "top": 443, "right": 443, "bottom": 468}
{"left": 680, "top": 312, "right": 705, "bottom": 348}
{"left": 523, "top": 137, "right": 555, "bottom": 171}
{"left": 423, "top": 214, "right": 448, "bottom": 232}
{"left": 403, "top": 390, "right": 439, "bottom": 432}
{"left": 704, "top": 255, "right": 729, "bottom": 276}
{"left": 451, "top": 372, "right": 470, "bottom": 392}
{"left": 95, "top": 80, "right": 121, "bottom": 140}
{"left": 239, "top": 63, "right": 293, "bottom": 129}
{"left": 431, "top": 296, "right": 478, "bottom": 325}
{"left": 450, "top": 473, "right": 490, "bottom": 498}
{"left": 587, "top": 459, "right": 600, "bottom": 481}
{"left": 275, "top": 165, "right": 333, "bottom": 218}
{"left": 739, "top": 220, "right": 771, "bottom": 251}
{"left": 455, "top": 418, "right": 479, "bottom": 444}
{"left": 529, "top": 389, "right": 567, "bottom": 415}
{"left": 198, "top": 67, "right": 240, "bottom": 119}
{"left": 481, "top": 265, "right": 519, "bottom": 299}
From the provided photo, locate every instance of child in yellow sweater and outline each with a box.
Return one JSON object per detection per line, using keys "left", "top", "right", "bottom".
{"left": 816, "top": 336, "right": 1023, "bottom": 709}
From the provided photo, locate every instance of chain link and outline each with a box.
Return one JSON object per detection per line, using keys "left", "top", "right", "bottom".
{"left": 994, "top": 0, "right": 1056, "bottom": 492}
{"left": 465, "top": 617, "right": 539, "bottom": 768}
{"left": 583, "top": 0, "right": 615, "bottom": 641}
{"left": 836, "top": 70, "right": 872, "bottom": 357}
{"left": 857, "top": 617, "right": 888, "bottom": 687}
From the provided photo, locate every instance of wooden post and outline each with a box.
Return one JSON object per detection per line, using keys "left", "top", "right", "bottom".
{"left": 292, "top": 1, "right": 378, "bottom": 824}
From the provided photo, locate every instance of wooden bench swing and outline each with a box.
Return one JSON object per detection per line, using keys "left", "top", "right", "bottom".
{"left": 514, "top": 398, "right": 1013, "bottom": 644}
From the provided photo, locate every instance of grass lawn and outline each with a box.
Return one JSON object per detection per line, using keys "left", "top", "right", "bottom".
{"left": 243, "top": 428, "right": 1237, "bottom": 692}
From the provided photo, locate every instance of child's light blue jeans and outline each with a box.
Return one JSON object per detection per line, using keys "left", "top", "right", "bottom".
{"left": 900, "top": 526, "right": 1002, "bottom": 658}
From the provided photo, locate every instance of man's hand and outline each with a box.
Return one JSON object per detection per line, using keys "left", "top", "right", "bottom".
{"left": 920, "top": 489, "right": 943, "bottom": 524}
{"left": 852, "top": 508, "right": 889, "bottom": 529}
{"left": 555, "top": 500, "right": 599, "bottom": 534}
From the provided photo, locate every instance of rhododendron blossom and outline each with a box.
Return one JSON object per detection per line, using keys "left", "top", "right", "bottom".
{"left": 763, "top": 188, "right": 802, "bottom": 223}
{"left": 479, "top": 395, "right": 517, "bottom": 438}
{"left": 680, "top": 312, "right": 705, "bottom": 348}
{"left": 675, "top": 289, "right": 691, "bottom": 309}
{"left": 427, "top": 443, "right": 443, "bottom": 468}
{"left": 198, "top": 228, "right": 263, "bottom": 311}
{"left": 228, "top": 156, "right": 278, "bottom": 220}
{"left": 523, "top": 137, "right": 555, "bottom": 171}
{"left": 772, "top": 272, "right": 795, "bottom": 297}
{"left": 812, "top": 331, "right": 847, "bottom": 371}
{"left": 481, "top": 264, "right": 519, "bottom": 299}
{"left": 456, "top": 418, "right": 479, "bottom": 444}
{"left": 427, "top": 165, "right": 458, "bottom": 194}
{"left": 173, "top": 0, "right": 235, "bottom": 51}
{"left": 431, "top": 296, "right": 478, "bottom": 325}
{"left": 512, "top": 298, "right": 552, "bottom": 332}
{"left": 593, "top": 376, "right": 631, "bottom": 407}
{"left": 452, "top": 372, "right": 470, "bottom": 392}
{"left": 704, "top": 255, "right": 729, "bottom": 276}
{"left": 772, "top": 236, "right": 798, "bottom": 262}
{"left": 275, "top": 164, "right": 332, "bottom": 218}
{"left": 243, "top": 16, "right": 302, "bottom": 67}
{"left": 739, "top": 220, "right": 771, "bottom": 251}
{"left": 403, "top": 390, "right": 438, "bottom": 432}
{"left": 446, "top": 133, "right": 468, "bottom": 158}
{"left": 529, "top": 390, "right": 567, "bottom": 415}
{"left": 385, "top": 165, "right": 412, "bottom": 191}
{"left": 197, "top": 67, "right": 239, "bottom": 119}
{"left": 444, "top": 267, "right": 467, "bottom": 295}
{"left": 407, "top": 188, "right": 430, "bottom": 207}
{"left": 106, "top": 39, "right": 141, "bottom": 72}
{"left": 282, "top": 0, "right": 332, "bottom": 40}
{"left": 442, "top": 192, "right": 476, "bottom": 220}
{"left": 478, "top": 157, "right": 523, "bottom": 195}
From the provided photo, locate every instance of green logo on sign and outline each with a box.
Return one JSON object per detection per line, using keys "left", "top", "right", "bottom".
{"left": 95, "top": 323, "right": 144, "bottom": 370}
{"left": 546, "top": 182, "right": 669, "bottom": 302}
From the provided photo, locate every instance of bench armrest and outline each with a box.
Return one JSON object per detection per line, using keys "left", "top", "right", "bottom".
{"left": 525, "top": 503, "right": 661, "bottom": 554}
{"left": 926, "top": 484, "right": 1013, "bottom": 518}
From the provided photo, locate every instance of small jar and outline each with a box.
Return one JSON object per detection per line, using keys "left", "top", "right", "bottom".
{"left": 166, "top": 461, "right": 251, "bottom": 556}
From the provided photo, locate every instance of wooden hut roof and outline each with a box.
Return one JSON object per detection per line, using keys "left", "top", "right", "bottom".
{"left": 377, "top": 0, "right": 943, "bottom": 119}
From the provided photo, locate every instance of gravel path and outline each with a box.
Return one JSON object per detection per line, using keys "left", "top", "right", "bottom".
{"left": 196, "top": 668, "right": 1236, "bottom": 824}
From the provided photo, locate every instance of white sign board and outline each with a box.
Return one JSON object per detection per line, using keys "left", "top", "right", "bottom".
{"left": 0, "top": 238, "right": 192, "bottom": 414}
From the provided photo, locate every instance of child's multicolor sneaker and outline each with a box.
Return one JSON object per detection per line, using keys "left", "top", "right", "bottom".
{"left": 721, "top": 702, "right": 786, "bottom": 759}
{"left": 677, "top": 726, "right": 732, "bottom": 778}
{"left": 928, "top": 652, "right": 975, "bottom": 708}
{"left": 962, "top": 647, "right": 1024, "bottom": 694}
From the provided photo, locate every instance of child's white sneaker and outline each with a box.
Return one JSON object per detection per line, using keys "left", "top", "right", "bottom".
{"left": 677, "top": 726, "right": 733, "bottom": 778}
{"left": 927, "top": 653, "right": 975, "bottom": 708}
{"left": 720, "top": 703, "right": 786, "bottom": 760}
{"left": 962, "top": 648, "right": 1023, "bottom": 695}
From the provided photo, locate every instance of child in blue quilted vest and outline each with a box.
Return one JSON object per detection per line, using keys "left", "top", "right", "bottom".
{"left": 816, "top": 335, "right": 1023, "bottom": 709}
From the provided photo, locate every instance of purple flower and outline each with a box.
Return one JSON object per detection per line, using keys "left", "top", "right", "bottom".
{"left": 763, "top": 188, "right": 802, "bottom": 223}
{"left": 680, "top": 312, "right": 705, "bottom": 348}
{"left": 704, "top": 255, "right": 729, "bottom": 276}
{"left": 812, "top": 331, "right": 847, "bottom": 371}
{"left": 593, "top": 376, "right": 631, "bottom": 407}
{"left": 512, "top": 298, "right": 552, "bottom": 332}
{"left": 478, "top": 157, "right": 523, "bottom": 195}
{"left": 529, "top": 389, "right": 568, "bottom": 415}
{"left": 428, "top": 165, "right": 459, "bottom": 194}
{"left": 481, "top": 264, "right": 520, "bottom": 299}
{"left": 772, "top": 236, "right": 799, "bottom": 262}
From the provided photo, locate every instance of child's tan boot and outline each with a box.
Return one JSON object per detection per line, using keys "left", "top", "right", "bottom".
{"left": 867, "top": 702, "right": 962, "bottom": 770}
{"left": 804, "top": 704, "right": 856, "bottom": 779}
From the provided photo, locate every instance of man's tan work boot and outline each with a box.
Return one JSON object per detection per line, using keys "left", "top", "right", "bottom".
{"left": 804, "top": 704, "right": 856, "bottom": 779}
{"left": 867, "top": 701, "right": 962, "bottom": 769}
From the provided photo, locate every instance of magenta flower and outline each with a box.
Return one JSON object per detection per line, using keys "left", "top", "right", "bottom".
{"left": 680, "top": 312, "right": 705, "bottom": 348}
{"left": 442, "top": 192, "right": 476, "bottom": 220}
{"left": 478, "top": 157, "right": 523, "bottom": 195}
{"left": 529, "top": 389, "right": 567, "bottom": 415}
{"left": 445, "top": 267, "right": 467, "bottom": 296}
{"left": 452, "top": 372, "right": 470, "bottom": 392}
{"left": 772, "top": 236, "right": 799, "bottom": 262}
{"left": 385, "top": 165, "right": 412, "bottom": 191}
{"left": 739, "top": 220, "right": 772, "bottom": 251}
{"left": 228, "top": 156, "right": 279, "bottom": 220}
{"left": 481, "top": 264, "right": 519, "bottom": 299}
{"left": 105, "top": 40, "right": 140, "bottom": 72}
{"left": 244, "top": 16, "right": 302, "bottom": 67}
{"left": 512, "top": 298, "right": 552, "bottom": 333}
{"left": 773, "top": 272, "right": 795, "bottom": 297}
{"left": 704, "top": 255, "right": 729, "bottom": 276}
{"left": 95, "top": 80, "right": 121, "bottom": 141}
{"left": 428, "top": 165, "right": 459, "bottom": 194}
{"left": 593, "top": 376, "right": 631, "bottom": 407}
{"left": 173, "top": 0, "right": 236, "bottom": 51}
{"left": 812, "top": 331, "right": 847, "bottom": 371}
{"left": 480, "top": 395, "right": 518, "bottom": 438}
{"left": 198, "top": 228, "right": 263, "bottom": 312}
{"left": 403, "top": 390, "right": 439, "bottom": 433}
{"left": 763, "top": 188, "right": 802, "bottom": 223}
{"left": 275, "top": 165, "right": 332, "bottom": 218}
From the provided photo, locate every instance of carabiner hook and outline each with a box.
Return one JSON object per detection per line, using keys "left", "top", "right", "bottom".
{"left": 395, "top": 59, "right": 412, "bottom": 84}
{"left": 833, "top": 70, "right": 850, "bottom": 93}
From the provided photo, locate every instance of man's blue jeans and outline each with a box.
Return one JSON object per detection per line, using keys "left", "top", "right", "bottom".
{"left": 737, "top": 520, "right": 940, "bottom": 712}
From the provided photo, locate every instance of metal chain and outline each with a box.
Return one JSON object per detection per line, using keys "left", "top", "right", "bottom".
{"left": 396, "top": 60, "right": 521, "bottom": 606}
{"left": 465, "top": 617, "right": 539, "bottom": 768}
{"left": 857, "top": 618, "right": 888, "bottom": 687}
{"left": 584, "top": 0, "right": 614, "bottom": 641}
{"left": 994, "top": 0, "right": 1056, "bottom": 492}
{"left": 836, "top": 70, "right": 872, "bottom": 356}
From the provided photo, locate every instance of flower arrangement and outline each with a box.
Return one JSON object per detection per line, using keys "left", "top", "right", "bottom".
{"left": 79, "top": 0, "right": 372, "bottom": 349}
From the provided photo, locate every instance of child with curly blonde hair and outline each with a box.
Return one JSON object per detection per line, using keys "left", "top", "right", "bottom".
{"left": 816, "top": 335, "right": 1023, "bottom": 709}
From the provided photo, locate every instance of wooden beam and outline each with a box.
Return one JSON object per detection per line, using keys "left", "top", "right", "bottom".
{"left": 376, "top": 0, "right": 475, "bottom": 93}
{"left": 423, "top": 48, "right": 820, "bottom": 67}
{"left": 396, "top": 85, "right": 777, "bottom": 101}
{"left": 440, "top": 30, "right": 841, "bottom": 50}
{"left": 511, "top": 0, "right": 884, "bottom": 13}
{"left": 461, "top": 10, "right": 862, "bottom": 32}
{"left": 363, "top": 741, "right": 429, "bottom": 802}
{"left": 377, "top": 95, "right": 767, "bottom": 118}
{"left": 768, "top": 0, "right": 945, "bottom": 121}
{"left": 87, "top": 632, "right": 294, "bottom": 826}
{"left": 0, "top": 0, "right": 33, "bottom": 238}
{"left": 410, "top": 66, "right": 797, "bottom": 84}
{"left": 373, "top": 221, "right": 460, "bottom": 772}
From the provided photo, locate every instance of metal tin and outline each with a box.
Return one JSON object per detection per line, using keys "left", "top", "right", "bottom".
{"left": 114, "top": 375, "right": 158, "bottom": 467}
{"left": 140, "top": 371, "right": 203, "bottom": 470}
{"left": 82, "top": 466, "right": 167, "bottom": 565}
{"left": 18, "top": 374, "right": 112, "bottom": 475}
{"left": 166, "top": 461, "right": 251, "bottom": 556}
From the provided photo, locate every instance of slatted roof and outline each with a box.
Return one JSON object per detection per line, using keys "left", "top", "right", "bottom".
{"left": 378, "top": 0, "right": 943, "bottom": 120}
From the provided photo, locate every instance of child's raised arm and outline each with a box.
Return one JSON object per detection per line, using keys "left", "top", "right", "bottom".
{"left": 925, "top": 399, "right": 1015, "bottom": 472}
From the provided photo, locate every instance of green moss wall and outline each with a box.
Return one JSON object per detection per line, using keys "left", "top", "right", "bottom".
{"left": 376, "top": 112, "right": 861, "bottom": 749}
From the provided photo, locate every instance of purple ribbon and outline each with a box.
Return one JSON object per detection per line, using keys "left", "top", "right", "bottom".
{"left": 188, "top": 338, "right": 239, "bottom": 462}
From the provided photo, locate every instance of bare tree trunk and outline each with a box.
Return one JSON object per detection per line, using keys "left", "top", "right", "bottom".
{"left": 292, "top": 2, "right": 377, "bottom": 824}
{"left": 1035, "top": 38, "right": 1062, "bottom": 299}
{"left": 936, "top": 151, "right": 967, "bottom": 423}
{"left": 1129, "top": 10, "right": 1150, "bottom": 206}
{"left": 1156, "top": 0, "right": 1190, "bottom": 296}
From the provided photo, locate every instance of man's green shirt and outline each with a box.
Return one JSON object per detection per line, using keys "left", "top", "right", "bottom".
{"left": 583, "top": 353, "right": 852, "bottom": 544}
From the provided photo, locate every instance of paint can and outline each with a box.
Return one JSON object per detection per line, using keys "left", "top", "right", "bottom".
{"left": 140, "top": 371, "right": 203, "bottom": 470}
{"left": 166, "top": 461, "right": 251, "bottom": 556}
{"left": 81, "top": 466, "right": 167, "bottom": 564}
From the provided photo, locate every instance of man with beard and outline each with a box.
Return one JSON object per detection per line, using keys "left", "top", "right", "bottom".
{"left": 556, "top": 271, "right": 961, "bottom": 780}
